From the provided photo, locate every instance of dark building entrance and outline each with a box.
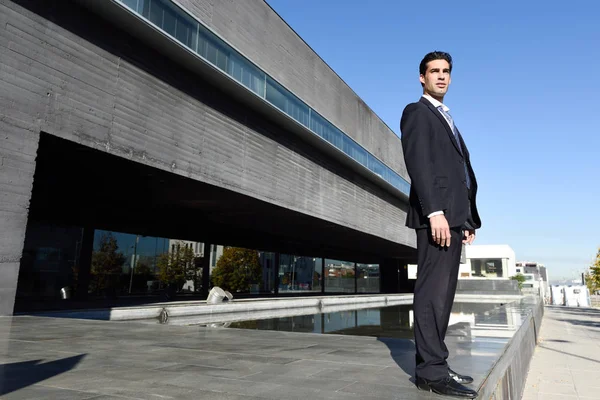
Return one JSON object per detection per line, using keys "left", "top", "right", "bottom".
{"left": 15, "top": 134, "right": 415, "bottom": 312}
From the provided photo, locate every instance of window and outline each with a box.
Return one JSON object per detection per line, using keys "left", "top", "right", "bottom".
{"left": 278, "top": 255, "right": 322, "bottom": 293}
{"left": 357, "top": 264, "right": 380, "bottom": 293}
{"left": 470, "top": 258, "right": 507, "bottom": 278}
{"left": 198, "top": 26, "right": 229, "bottom": 72}
{"left": 228, "top": 54, "right": 266, "bottom": 97}
{"left": 258, "top": 252, "right": 276, "bottom": 293}
{"left": 342, "top": 135, "right": 368, "bottom": 167}
{"left": 309, "top": 111, "right": 342, "bottom": 149}
{"left": 266, "top": 77, "right": 309, "bottom": 127}
{"left": 325, "top": 259, "right": 355, "bottom": 293}
{"left": 211, "top": 245, "right": 217, "bottom": 267}
{"left": 367, "top": 154, "right": 386, "bottom": 179}
{"left": 121, "top": 0, "right": 138, "bottom": 11}
{"left": 174, "top": 9, "right": 198, "bottom": 49}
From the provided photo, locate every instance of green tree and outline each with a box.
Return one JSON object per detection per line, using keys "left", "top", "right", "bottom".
{"left": 585, "top": 248, "right": 600, "bottom": 294}
{"left": 509, "top": 273, "right": 526, "bottom": 290}
{"left": 211, "top": 247, "right": 261, "bottom": 293}
{"left": 90, "top": 233, "right": 126, "bottom": 294}
{"left": 156, "top": 242, "right": 198, "bottom": 291}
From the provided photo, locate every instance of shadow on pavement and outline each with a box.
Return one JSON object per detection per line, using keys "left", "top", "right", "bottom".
{"left": 557, "top": 318, "right": 600, "bottom": 329}
{"left": 546, "top": 306, "right": 600, "bottom": 315}
{"left": 0, "top": 354, "right": 86, "bottom": 396}
{"left": 538, "top": 345, "right": 600, "bottom": 365}
{"left": 377, "top": 337, "right": 416, "bottom": 385}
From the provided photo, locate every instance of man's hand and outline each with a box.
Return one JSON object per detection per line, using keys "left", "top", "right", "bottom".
{"left": 429, "top": 214, "right": 451, "bottom": 247}
{"left": 463, "top": 229, "right": 476, "bottom": 245}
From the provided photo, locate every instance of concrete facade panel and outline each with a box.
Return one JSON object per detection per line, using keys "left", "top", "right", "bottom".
{"left": 175, "top": 0, "right": 407, "bottom": 177}
{"left": 0, "top": 288, "right": 17, "bottom": 315}
{"left": 0, "top": 117, "right": 39, "bottom": 318}
{"left": 0, "top": 0, "right": 414, "bottom": 242}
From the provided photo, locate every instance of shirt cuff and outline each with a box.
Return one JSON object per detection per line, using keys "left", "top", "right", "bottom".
{"left": 427, "top": 211, "right": 444, "bottom": 218}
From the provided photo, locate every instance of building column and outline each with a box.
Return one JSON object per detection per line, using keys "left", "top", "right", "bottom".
{"left": 0, "top": 118, "right": 40, "bottom": 316}
{"left": 274, "top": 253, "right": 280, "bottom": 295}
{"left": 397, "top": 261, "right": 413, "bottom": 293}
{"left": 200, "top": 242, "right": 212, "bottom": 299}
{"left": 75, "top": 227, "right": 95, "bottom": 300}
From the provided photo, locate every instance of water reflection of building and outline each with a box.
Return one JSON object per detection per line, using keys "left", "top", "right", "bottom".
{"left": 229, "top": 305, "right": 414, "bottom": 339}
{"left": 226, "top": 302, "right": 521, "bottom": 341}
{"left": 408, "top": 245, "right": 518, "bottom": 280}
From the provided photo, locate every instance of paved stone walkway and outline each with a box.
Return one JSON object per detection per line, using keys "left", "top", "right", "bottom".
{"left": 0, "top": 311, "right": 500, "bottom": 400}
{"left": 522, "top": 306, "right": 600, "bottom": 400}
{"left": 0, "top": 299, "right": 539, "bottom": 399}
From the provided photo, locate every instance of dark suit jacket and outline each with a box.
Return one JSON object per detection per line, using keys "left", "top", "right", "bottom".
{"left": 400, "top": 97, "right": 481, "bottom": 230}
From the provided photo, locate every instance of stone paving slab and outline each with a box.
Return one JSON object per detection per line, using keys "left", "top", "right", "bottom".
{"left": 522, "top": 306, "right": 600, "bottom": 400}
{"left": 0, "top": 298, "right": 540, "bottom": 399}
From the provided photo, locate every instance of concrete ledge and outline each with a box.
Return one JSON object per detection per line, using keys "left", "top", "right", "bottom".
{"left": 27, "top": 293, "right": 529, "bottom": 324}
{"left": 29, "top": 294, "right": 417, "bottom": 321}
{"left": 476, "top": 295, "right": 544, "bottom": 399}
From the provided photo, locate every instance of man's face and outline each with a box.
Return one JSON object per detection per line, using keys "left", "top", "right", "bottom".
{"left": 420, "top": 59, "right": 451, "bottom": 99}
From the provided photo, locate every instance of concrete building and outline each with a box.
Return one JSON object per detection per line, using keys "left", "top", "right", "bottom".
{"left": 462, "top": 245, "right": 517, "bottom": 279}
{"left": 0, "top": 0, "right": 416, "bottom": 315}
{"left": 516, "top": 261, "right": 550, "bottom": 300}
{"left": 408, "top": 245, "right": 517, "bottom": 280}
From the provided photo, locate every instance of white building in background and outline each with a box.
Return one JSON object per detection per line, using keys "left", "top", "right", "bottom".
{"left": 408, "top": 244, "right": 517, "bottom": 280}
{"left": 516, "top": 261, "right": 550, "bottom": 300}
{"left": 460, "top": 245, "right": 517, "bottom": 279}
{"left": 551, "top": 285, "right": 590, "bottom": 307}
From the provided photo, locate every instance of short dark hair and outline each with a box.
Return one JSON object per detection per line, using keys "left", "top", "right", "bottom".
{"left": 419, "top": 51, "right": 453, "bottom": 76}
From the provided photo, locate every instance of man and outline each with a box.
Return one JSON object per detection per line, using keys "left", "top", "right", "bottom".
{"left": 400, "top": 51, "right": 481, "bottom": 398}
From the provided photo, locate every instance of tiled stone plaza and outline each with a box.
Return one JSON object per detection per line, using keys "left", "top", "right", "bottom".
{"left": 0, "top": 297, "right": 553, "bottom": 399}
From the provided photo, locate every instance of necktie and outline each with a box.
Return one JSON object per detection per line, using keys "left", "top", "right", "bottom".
{"left": 437, "top": 106, "right": 471, "bottom": 189}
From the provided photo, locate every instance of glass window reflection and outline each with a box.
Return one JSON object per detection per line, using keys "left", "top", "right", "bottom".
{"left": 266, "top": 78, "right": 309, "bottom": 127}
{"left": 309, "top": 111, "right": 343, "bottom": 149}
{"left": 342, "top": 135, "right": 368, "bottom": 167}
{"left": 229, "top": 53, "right": 266, "bottom": 97}
{"left": 121, "top": 0, "right": 138, "bottom": 12}
{"left": 471, "top": 258, "right": 506, "bottom": 278}
{"left": 324, "top": 259, "right": 355, "bottom": 293}
{"left": 357, "top": 263, "right": 380, "bottom": 293}
{"left": 278, "top": 255, "right": 322, "bottom": 293}
{"left": 258, "top": 252, "right": 276, "bottom": 294}
{"left": 367, "top": 154, "right": 386, "bottom": 179}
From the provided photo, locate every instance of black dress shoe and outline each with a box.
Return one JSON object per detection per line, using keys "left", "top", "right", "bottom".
{"left": 449, "top": 367, "right": 474, "bottom": 384}
{"left": 416, "top": 376, "right": 478, "bottom": 398}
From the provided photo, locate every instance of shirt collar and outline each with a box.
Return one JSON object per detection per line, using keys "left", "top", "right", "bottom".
{"left": 422, "top": 94, "right": 449, "bottom": 112}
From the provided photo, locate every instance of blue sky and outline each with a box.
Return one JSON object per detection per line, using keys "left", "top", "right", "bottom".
{"left": 266, "top": 0, "right": 600, "bottom": 281}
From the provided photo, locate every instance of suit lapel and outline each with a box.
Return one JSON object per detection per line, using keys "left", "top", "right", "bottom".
{"left": 419, "top": 97, "right": 463, "bottom": 157}
{"left": 455, "top": 128, "right": 469, "bottom": 160}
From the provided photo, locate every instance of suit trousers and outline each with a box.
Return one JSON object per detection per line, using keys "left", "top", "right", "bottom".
{"left": 413, "top": 227, "right": 463, "bottom": 380}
